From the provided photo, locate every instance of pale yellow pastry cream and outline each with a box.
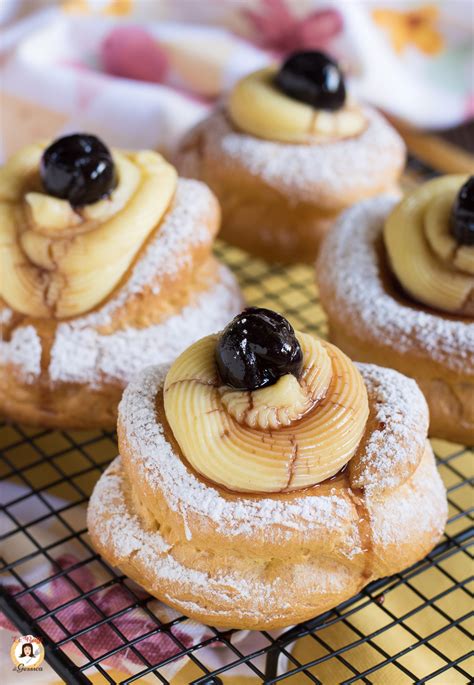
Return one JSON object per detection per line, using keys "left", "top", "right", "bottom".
{"left": 164, "top": 331, "right": 369, "bottom": 493}
{"left": 228, "top": 67, "right": 366, "bottom": 144}
{"left": 384, "top": 175, "right": 474, "bottom": 316}
{"left": 0, "top": 143, "right": 177, "bottom": 318}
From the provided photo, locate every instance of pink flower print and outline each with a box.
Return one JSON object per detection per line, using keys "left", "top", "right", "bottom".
{"left": 243, "top": 0, "right": 343, "bottom": 56}
{"left": 101, "top": 26, "right": 169, "bottom": 84}
{"left": 3, "top": 555, "right": 211, "bottom": 674}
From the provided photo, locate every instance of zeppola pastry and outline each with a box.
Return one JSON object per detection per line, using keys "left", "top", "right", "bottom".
{"left": 176, "top": 51, "right": 406, "bottom": 263}
{"left": 88, "top": 308, "right": 447, "bottom": 629}
{"left": 317, "top": 175, "right": 474, "bottom": 444}
{"left": 1, "top": 134, "right": 243, "bottom": 429}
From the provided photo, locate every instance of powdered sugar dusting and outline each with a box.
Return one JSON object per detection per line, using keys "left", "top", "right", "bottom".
{"left": 353, "top": 364, "right": 428, "bottom": 497}
{"left": 49, "top": 265, "right": 242, "bottom": 386}
{"left": 180, "top": 106, "right": 404, "bottom": 207}
{"left": 0, "top": 309, "right": 13, "bottom": 326}
{"left": 1, "top": 325, "right": 42, "bottom": 381}
{"left": 368, "top": 443, "right": 447, "bottom": 548}
{"left": 117, "top": 361, "right": 432, "bottom": 555}
{"left": 119, "top": 364, "right": 359, "bottom": 551}
{"left": 88, "top": 458, "right": 349, "bottom": 618}
{"left": 318, "top": 196, "right": 474, "bottom": 373}
{"left": 88, "top": 461, "right": 272, "bottom": 611}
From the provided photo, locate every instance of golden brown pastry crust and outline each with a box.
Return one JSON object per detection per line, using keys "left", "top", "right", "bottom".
{"left": 1, "top": 180, "right": 244, "bottom": 429}
{"left": 317, "top": 196, "right": 474, "bottom": 444}
{"left": 176, "top": 107, "right": 405, "bottom": 263}
{"left": 87, "top": 362, "right": 447, "bottom": 630}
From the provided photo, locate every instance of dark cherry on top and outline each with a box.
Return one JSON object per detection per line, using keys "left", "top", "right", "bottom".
{"left": 274, "top": 50, "right": 346, "bottom": 111}
{"left": 451, "top": 176, "right": 474, "bottom": 246}
{"left": 40, "top": 133, "right": 117, "bottom": 207}
{"left": 215, "top": 307, "right": 303, "bottom": 391}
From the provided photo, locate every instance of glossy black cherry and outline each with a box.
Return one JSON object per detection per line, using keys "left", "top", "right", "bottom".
{"left": 215, "top": 307, "right": 303, "bottom": 391}
{"left": 451, "top": 176, "right": 474, "bottom": 245}
{"left": 40, "top": 133, "right": 117, "bottom": 207}
{"left": 274, "top": 50, "right": 346, "bottom": 111}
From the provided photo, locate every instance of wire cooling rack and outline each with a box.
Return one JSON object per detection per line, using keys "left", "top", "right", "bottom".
{"left": 1, "top": 165, "right": 473, "bottom": 684}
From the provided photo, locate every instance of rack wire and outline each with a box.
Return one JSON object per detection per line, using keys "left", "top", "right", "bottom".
{"left": 1, "top": 160, "right": 473, "bottom": 684}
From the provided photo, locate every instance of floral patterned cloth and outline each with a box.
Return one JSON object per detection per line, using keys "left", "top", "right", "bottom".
{"left": 0, "top": 0, "right": 472, "bottom": 161}
{"left": 1, "top": 482, "right": 277, "bottom": 683}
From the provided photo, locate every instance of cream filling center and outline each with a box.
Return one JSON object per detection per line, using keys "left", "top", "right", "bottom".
{"left": 228, "top": 67, "right": 366, "bottom": 144}
{"left": 384, "top": 175, "right": 474, "bottom": 315}
{"left": 164, "top": 331, "right": 369, "bottom": 493}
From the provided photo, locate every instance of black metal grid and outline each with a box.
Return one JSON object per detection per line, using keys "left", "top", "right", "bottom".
{"left": 1, "top": 166, "right": 473, "bottom": 684}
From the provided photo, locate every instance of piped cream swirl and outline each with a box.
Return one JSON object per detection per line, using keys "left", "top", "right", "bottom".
{"left": 228, "top": 67, "right": 366, "bottom": 144}
{"left": 384, "top": 175, "right": 474, "bottom": 316}
{"left": 0, "top": 143, "right": 177, "bottom": 318}
{"left": 164, "top": 331, "right": 369, "bottom": 493}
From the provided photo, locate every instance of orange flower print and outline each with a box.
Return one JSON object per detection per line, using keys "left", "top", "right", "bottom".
{"left": 373, "top": 4, "right": 444, "bottom": 55}
{"left": 61, "top": 0, "right": 89, "bottom": 12}
{"left": 103, "top": 0, "right": 133, "bottom": 16}
{"left": 62, "top": 0, "right": 133, "bottom": 16}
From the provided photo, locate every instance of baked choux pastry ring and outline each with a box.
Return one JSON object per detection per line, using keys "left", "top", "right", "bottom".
{"left": 88, "top": 309, "right": 447, "bottom": 629}
{"left": 317, "top": 175, "right": 474, "bottom": 444}
{"left": 0, "top": 134, "right": 243, "bottom": 429}
{"left": 176, "top": 51, "right": 405, "bottom": 263}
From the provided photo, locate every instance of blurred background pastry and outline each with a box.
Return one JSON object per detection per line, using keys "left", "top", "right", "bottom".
{"left": 317, "top": 176, "right": 474, "bottom": 444}
{"left": 176, "top": 50, "right": 405, "bottom": 263}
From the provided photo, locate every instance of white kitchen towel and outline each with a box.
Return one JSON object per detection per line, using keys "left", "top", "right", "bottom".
{"left": 1, "top": 0, "right": 472, "bottom": 161}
